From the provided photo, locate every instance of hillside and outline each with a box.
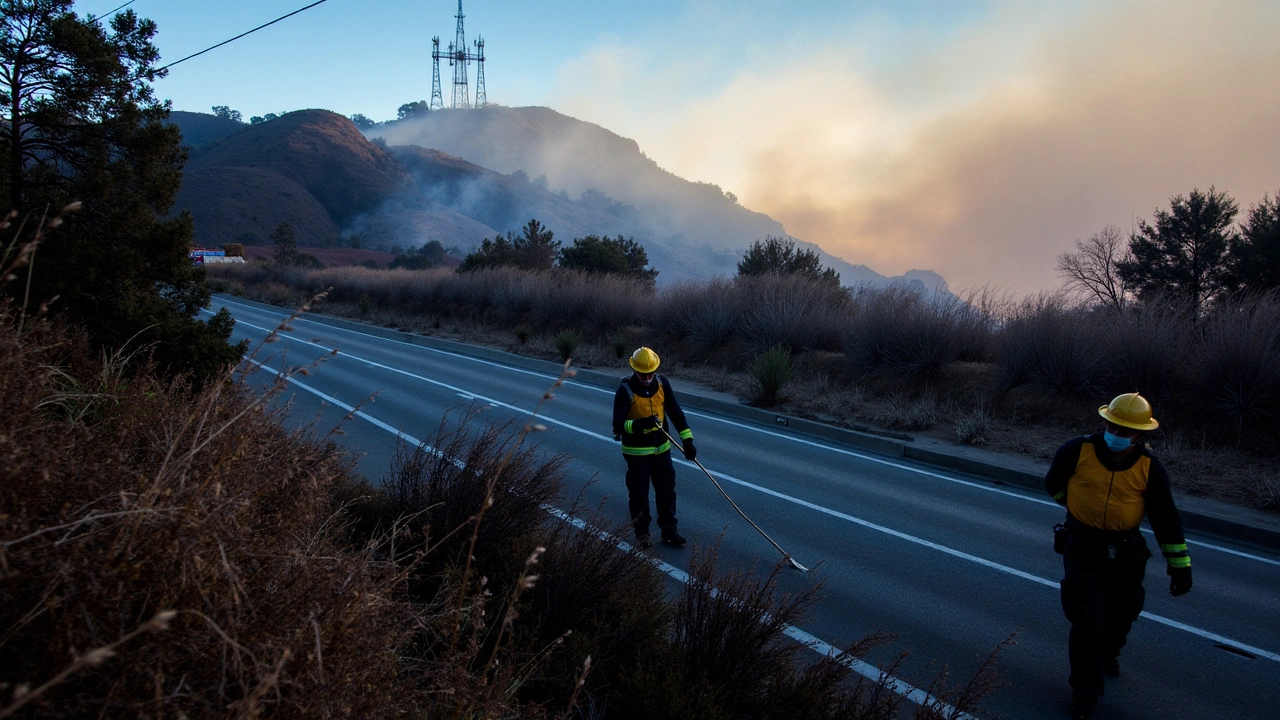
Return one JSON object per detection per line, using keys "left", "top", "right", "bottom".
{"left": 169, "top": 107, "right": 946, "bottom": 290}
{"left": 174, "top": 166, "right": 341, "bottom": 246}
{"left": 373, "top": 106, "right": 940, "bottom": 289}
{"left": 169, "top": 110, "right": 245, "bottom": 149}
{"left": 172, "top": 110, "right": 491, "bottom": 250}
{"left": 186, "top": 109, "right": 413, "bottom": 225}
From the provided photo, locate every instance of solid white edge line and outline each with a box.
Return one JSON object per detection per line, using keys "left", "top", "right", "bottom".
{"left": 210, "top": 300, "right": 1280, "bottom": 569}
{"left": 246, "top": 349, "right": 1280, "bottom": 667}
{"left": 251, "top": 359, "right": 971, "bottom": 718}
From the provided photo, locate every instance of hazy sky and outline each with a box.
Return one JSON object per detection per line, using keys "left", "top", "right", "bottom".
{"left": 76, "top": 0, "right": 1280, "bottom": 295}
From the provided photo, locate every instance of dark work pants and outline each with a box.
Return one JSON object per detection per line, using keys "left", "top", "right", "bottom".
{"left": 1059, "top": 538, "right": 1150, "bottom": 701}
{"left": 623, "top": 451, "right": 677, "bottom": 537}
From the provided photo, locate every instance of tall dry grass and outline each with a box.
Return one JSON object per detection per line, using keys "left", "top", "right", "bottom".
{"left": 844, "top": 286, "right": 992, "bottom": 380}
{"left": 0, "top": 302, "right": 417, "bottom": 718}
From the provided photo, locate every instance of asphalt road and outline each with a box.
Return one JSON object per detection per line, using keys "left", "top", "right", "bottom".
{"left": 207, "top": 296, "right": 1280, "bottom": 720}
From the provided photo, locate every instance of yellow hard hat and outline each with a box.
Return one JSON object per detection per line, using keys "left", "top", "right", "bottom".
{"left": 629, "top": 346, "right": 660, "bottom": 374}
{"left": 1099, "top": 392, "right": 1159, "bottom": 431}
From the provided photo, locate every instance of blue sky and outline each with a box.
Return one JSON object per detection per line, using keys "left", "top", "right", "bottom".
{"left": 75, "top": 1, "right": 1280, "bottom": 294}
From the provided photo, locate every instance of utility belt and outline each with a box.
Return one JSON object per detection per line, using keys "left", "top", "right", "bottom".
{"left": 1056, "top": 515, "right": 1148, "bottom": 560}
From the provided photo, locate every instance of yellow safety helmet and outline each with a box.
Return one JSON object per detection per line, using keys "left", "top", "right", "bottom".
{"left": 1098, "top": 392, "right": 1159, "bottom": 431}
{"left": 629, "top": 346, "right": 660, "bottom": 374}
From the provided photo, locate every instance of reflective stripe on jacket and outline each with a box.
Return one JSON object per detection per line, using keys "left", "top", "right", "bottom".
{"left": 612, "top": 374, "right": 692, "bottom": 456}
{"left": 1044, "top": 433, "right": 1189, "bottom": 568}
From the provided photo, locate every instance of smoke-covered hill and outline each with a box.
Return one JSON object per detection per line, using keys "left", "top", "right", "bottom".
{"left": 371, "top": 106, "right": 944, "bottom": 290}
{"left": 168, "top": 107, "right": 946, "bottom": 292}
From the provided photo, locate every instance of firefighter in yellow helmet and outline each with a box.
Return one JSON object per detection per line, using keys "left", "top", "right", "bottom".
{"left": 612, "top": 347, "right": 695, "bottom": 549}
{"left": 1045, "top": 392, "right": 1192, "bottom": 720}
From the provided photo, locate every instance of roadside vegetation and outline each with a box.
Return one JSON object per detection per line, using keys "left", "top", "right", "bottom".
{"left": 0, "top": 295, "right": 1005, "bottom": 717}
{"left": 209, "top": 221, "right": 1280, "bottom": 512}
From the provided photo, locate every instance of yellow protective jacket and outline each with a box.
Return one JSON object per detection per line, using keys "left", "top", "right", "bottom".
{"left": 1044, "top": 433, "right": 1189, "bottom": 569}
{"left": 612, "top": 374, "right": 693, "bottom": 456}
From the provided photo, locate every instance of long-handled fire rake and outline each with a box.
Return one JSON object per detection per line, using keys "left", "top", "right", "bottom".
{"left": 659, "top": 426, "right": 809, "bottom": 573}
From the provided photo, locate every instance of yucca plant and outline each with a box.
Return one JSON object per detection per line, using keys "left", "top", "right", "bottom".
{"left": 553, "top": 329, "right": 580, "bottom": 361}
{"left": 749, "top": 344, "right": 793, "bottom": 406}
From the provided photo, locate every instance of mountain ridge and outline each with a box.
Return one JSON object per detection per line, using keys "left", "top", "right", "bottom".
{"left": 168, "top": 107, "right": 946, "bottom": 292}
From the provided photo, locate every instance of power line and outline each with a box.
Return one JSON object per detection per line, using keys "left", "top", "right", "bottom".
{"left": 101, "top": 0, "right": 137, "bottom": 18}
{"left": 156, "top": 0, "right": 331, "bottom": 73}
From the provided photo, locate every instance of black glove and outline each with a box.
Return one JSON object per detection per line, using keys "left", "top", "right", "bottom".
{"left": 682, "top": 438, "right": 697, "bottom": 461}
{"left": 1168, "top": 566, "right": 1192, "bottom": 596}
{"left": 632, "top": 415, "right": 659, "bottom": 431}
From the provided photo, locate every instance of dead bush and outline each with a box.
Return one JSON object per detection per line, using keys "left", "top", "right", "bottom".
{"left": 735, "top": 275, "right": 851, "bottom": 354}
{"left": 658, "top": 278, "right": 741, "bottom": 355}
{"left": 0, "top": 306, "right": 417, "bottom": 718}
{"left": 996, "top": 292, "right": 1106, "bottom": 396}
{"left": 1190, "top": 292, "right": 1280, "bottom": 445}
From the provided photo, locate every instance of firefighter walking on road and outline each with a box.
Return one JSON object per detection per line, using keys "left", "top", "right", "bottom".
{"left": 612, "top": 347, "right": 695, "bottom": 549}
{"left": 1045, "top": 392, "right": 1193, "bottom": 720}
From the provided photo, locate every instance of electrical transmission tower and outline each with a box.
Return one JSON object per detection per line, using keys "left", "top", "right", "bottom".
{"left": 429, "top": 0, "right": 487, "bottom": 109}
{"left": 429, "top": 37, "right": 444, "bottom": 111}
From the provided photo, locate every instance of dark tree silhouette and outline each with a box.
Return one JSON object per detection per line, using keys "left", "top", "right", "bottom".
{"left": 0, "top": 1, "right": 243, "bottom": 384}
{"left": 1118, "top": 187, "right": 1238, "bottom": 312}
{"left": 737, "top": 235, "right": 840, "bottom": 287}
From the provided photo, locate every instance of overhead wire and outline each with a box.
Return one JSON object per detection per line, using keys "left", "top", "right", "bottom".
{"left": 101, "top": 0, "right": 137, "bottom": 18}
{"left": 155, "top": 0, "right": 331, "bottom": 73}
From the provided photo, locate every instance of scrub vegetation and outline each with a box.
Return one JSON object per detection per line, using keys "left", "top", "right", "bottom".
{"left": 0, "top": 296, "right": 1004, "bottom": 718}
{"left": 208, "top": 261, "right": 1280, "bottom": 511}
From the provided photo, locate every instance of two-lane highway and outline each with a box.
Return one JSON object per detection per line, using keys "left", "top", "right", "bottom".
{"left": 209, "top": 297, "right": 1280, "bottom": 719}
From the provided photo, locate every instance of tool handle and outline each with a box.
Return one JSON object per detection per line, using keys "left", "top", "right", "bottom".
{"left": 659, "top": 427, "right": 807, "bottom": 572}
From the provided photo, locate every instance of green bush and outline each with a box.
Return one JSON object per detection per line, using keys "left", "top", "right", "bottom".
{"left": 613, "top": 337, "right": 629, "bottom": 358}
{"left": 749, "top": 344, "right": 794, "bottom": 406}
{"left": 514, "top": 324, "right": 532, "bottom": 344}
{"left": 553, "top": 328, "right": 580, "bottom": 361}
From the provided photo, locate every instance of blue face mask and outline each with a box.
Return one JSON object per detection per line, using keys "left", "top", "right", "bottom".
{"left": 1103, "top": 430, "right": 1132, "bottom": 452}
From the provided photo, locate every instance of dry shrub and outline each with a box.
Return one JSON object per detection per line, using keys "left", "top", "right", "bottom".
{"left": 1190, "top": 291, "right": 1280, "bottom": 444}
{"left": 954, "top": 404, "right": 993, "bottom": 445}
{"left": 881, "top": 389, "right": 941, "bottom": 431}
{"left": 516, "top": 506, "right": 670, "bottom": 714}
{"left": 0, "top": 305, "right": 416, "bottom": 718}
{"left": 529, "top": 270, "right": 653, "bottom": 335}
{"left": 215, "top": 264, "right": 654, "bottom": 337}
{"left": 610, "top": 543, "right": 1004, "bottom": 720}
{"left": 995, "top": 292, "right": 1106, "bottom": 395}
{"left": 382, "top": 413, "right": 567, "bottom": 599}
{"left": 658, "top": 278, "right": 741, "bottom": 355}
{"left": 844, "top": 286, "right": 989, "bottom": 380}
{"left": 735, "top": 275, "right": 850, "bottom": 354}
{"left": 1099, "top": 298, "right": 1192, "bottom": 403}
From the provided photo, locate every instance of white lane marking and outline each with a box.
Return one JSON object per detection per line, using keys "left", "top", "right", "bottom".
{"left": 236, "top": 324, "right": 1280, "bottom": 666}
{"left": 211, "top": 299, "right": 1280, "bottom": 569}
{"left": 252, "top": 359, "right": 970, "bottom": 718}
{"left": 541, "top": 508, "right": 971, "bottom": 717}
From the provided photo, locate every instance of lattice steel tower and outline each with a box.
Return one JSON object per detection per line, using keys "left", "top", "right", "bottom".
{"left": 429, "top": 0, "right": 487, "bottom": 109}
{"left": 429, "top": 36, "right": 444, "bottom": 111}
